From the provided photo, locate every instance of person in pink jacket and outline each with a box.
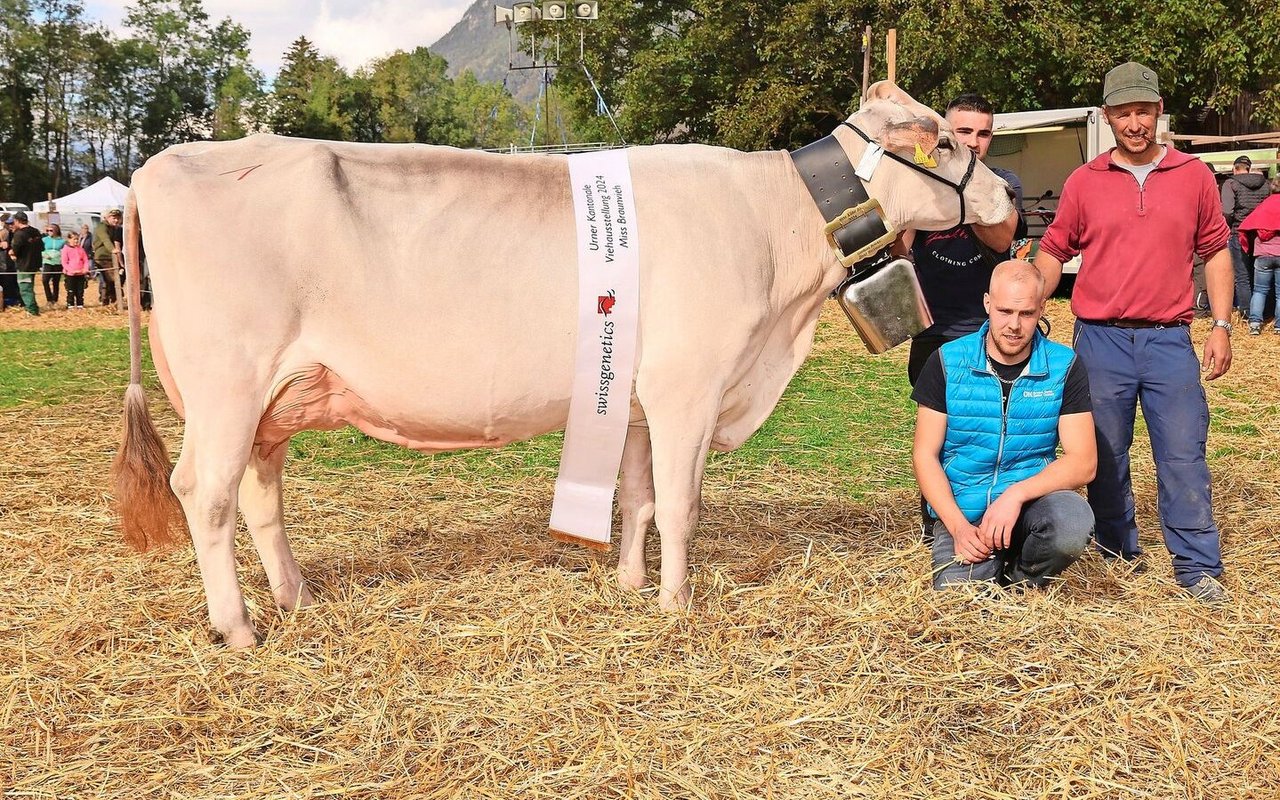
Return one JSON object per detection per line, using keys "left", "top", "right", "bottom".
{"left": 1238, "top": 180, "right": 1280, "bottom": 334}
{"left": 61, "top": 231, "right": 91, "bottom": 309}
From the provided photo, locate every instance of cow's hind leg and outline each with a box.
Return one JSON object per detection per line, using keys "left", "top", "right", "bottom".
{"left": 170, "top": 399, "right": 262, "bottom": 649}
{"left": 617, "top": 423, "right": 655, "bottom": 591}
{"left": 239, "top": 444, "right": 314, "bottom": 612}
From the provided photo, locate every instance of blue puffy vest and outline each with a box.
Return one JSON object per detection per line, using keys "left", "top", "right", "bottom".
{"left": 932, "top": 322, "right": 1077, "bottom": 523}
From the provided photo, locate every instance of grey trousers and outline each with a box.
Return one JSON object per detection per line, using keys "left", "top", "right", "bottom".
{"left": 931, "top": 490, "right": 1093, "bottom": 590}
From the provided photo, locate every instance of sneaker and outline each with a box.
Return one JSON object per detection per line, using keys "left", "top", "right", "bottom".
{"left": 1185, "top": 575, "right": 1226, "bottom": 604}
{"left": 1249, "top": 322, "right": 1262, "bottom": 335}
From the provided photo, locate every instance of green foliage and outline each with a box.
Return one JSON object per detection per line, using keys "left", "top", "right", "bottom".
{"left": 270, "top": 36, "right": 348, "bottom": 139}
{"left": 551, "top": 0, "right": 1279, "bottom": 149}
{"left": 365, "top": 47, "right": 468, "bottom": 146}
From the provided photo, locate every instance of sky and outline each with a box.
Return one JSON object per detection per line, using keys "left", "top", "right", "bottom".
{"left": 82, "top": 0, "right": 475, "bottom": 79}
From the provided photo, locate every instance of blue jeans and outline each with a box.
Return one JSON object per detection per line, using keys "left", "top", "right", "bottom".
{"left": 1227, "top": 233, "right": 1251, "bottom": 312}
{"left": 1072, "top": 322, "right": 1223, "bottom": 585}
{"left": 930, "top": 491, "right": 1093, "bottom": 589}
{"left": 1248, "top": 256, "right": 1280, "bottom": 327}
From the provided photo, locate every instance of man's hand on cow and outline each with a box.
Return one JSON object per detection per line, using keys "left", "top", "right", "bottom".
{"left": 979, "top": 491, "right": 1023, "bottom": 551}
{"left": 950, "top": 520, "right": 992, "bottom": 564}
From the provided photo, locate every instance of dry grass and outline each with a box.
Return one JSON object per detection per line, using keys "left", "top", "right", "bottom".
{"left": 2, "top": 303, "right": 1279, "bottom": 799}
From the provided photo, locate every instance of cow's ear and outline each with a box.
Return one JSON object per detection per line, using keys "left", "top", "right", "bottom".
{"left": 879, "top": 117, "right": 940, "bottom": 157}
{"left": 864, "top": 80, "right": 916, "bottom": 107}
{"left": 864, "top": 81, "right": 938, "bottom": 120}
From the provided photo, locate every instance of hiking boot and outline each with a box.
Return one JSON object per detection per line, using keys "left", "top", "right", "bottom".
{"left": 1249, "top": 322, "right": 1262, "bottom": 335}
{"left": 1185, "top": 575, "right": 1226, "bottom": 604}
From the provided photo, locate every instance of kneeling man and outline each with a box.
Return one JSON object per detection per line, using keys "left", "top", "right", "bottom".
{"left": 912, "top": 260, "right": 1096, "bottom": 588}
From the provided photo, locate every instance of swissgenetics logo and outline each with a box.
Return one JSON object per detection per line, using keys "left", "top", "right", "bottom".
{"left": 597, "top": 290, "right": 616, "bottom": 316}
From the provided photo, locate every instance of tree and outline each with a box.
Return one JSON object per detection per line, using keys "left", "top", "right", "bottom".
{"left": 452, "top": 70, "right": 529, "bottom": 149}
{"left": 31, "top": 0, "right": 88, "bottom": 194}
{"left": 270, "top": 36, "right": 348, "bottom": 139}
{"left": 207, "top": 18, "right": 265, "bottom": 140}
{"left": 365, "top": 48, "right": 468, "bottom": 146}
{"left": 551, "top": 0, "right": 1280, "bottom": 150}
{"left": 0, "top": 0, "right": 45, "bottom": 200}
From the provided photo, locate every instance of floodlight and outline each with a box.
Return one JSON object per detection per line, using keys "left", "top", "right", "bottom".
{"left": 543, "top": 1, "right": 567, "bottom": 20}
{"left": 572, "top": 1, "right": 598, "bottom": 19}
{"left": 513, "top": 1, "right": 541, "bottom": 22}
{"left": 494, "top": 5, "right": 514, "bottom": 24}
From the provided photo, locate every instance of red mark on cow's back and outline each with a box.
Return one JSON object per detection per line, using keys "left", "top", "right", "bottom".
{"left": 219, "top": 164, "right": 263, "bottom": 181}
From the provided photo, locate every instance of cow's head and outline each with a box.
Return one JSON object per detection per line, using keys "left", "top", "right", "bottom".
{"left": 839, "top": 81, "right": 1014, "bottom": 232}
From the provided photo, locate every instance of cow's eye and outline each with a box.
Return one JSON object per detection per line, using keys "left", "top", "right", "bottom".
{"left": 937, "top": 139, "right": 954, "bottom": 151}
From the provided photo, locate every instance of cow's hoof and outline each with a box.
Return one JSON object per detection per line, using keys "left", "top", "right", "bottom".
{"left": 210, "top": 626, "right": 262, "bottom": 650}
{"left": 616, "top": 564, "right": 648, "bottom": 592}
{"left": 657, "top": 585, "right": 691, "bottom": 612}
{"left": 275, "top": 582, "right": 315, "bottom": 612}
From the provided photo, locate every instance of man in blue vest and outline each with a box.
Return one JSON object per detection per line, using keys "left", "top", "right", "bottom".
{"left": 911, "top": 260, "right": 1096, "bottom": 588}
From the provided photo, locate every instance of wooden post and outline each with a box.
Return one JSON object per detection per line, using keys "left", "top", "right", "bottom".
{"left": 861, "top": 25, "right": 872, "bottom": 101}
{"left": 886, "top": 29, "right": 897, "bottom": 84}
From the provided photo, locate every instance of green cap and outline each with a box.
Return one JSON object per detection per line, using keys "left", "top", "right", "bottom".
{"left": 1103, "top": 62, "right": 1161, "bottom": 106}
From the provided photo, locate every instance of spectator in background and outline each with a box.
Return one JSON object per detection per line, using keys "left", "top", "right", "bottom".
{"left": 80, "top": 223, "right": 97, "bottom": 303}
{"left": 9, "top": 211, "right": 44, "bottom": 315}
{"left": 1239, "top": 177, "right": 1280, "bottom": 335}
{"left": 61, "top": 231, "right": 91, "bottom": 309}
{"left": 93, "top": 209, "right": 122, "bottom": 306}
{"left": 41, "top": 222, "right": 66, "bottom": 306}
{"left": 0, "top": 214, "right": 18, "bottom": 309}
{"left": 1221, "top": 155, "right": 1272, "bottom": 319}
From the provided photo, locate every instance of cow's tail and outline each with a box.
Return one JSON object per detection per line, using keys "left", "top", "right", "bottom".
{"left": 111, "top": 189, "right": 188, "bottom": 552}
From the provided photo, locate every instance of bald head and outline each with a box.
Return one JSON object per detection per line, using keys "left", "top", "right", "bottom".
{"left": 984, "top": 260, "right": 1045, "bottom": 363}
{"left": 990, "top": 259, "right": 1045, "bottom": 296}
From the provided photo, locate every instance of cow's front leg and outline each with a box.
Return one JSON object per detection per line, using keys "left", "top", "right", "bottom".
{"left": 646, "top": 409, "right": 714, "bottom": 611}
{"left": 240, "top": 444, "right": 314, "bottom": 612}
{"left": 617, "top": 423, "right": 655, "bottom": 591}
{"left": 171, "top": 408, "right": 261, "bottom": 649}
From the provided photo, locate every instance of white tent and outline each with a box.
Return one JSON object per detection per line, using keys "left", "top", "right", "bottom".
{"left": 33, "top": 176, "right": 128, "bottom": 215}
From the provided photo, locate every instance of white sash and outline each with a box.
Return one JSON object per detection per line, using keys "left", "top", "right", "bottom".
{"left": 549, "top": 150, "right": 641, "bottom": 549}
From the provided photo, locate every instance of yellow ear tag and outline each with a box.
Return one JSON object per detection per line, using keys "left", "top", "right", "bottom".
{"left": 914, "top": 142, "right": 937, "bottom": 168}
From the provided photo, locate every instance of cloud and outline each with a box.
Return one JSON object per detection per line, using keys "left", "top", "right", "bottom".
{"left": 82, "top": 0, "right": 473, "bottom": 78}
{"left": 309, "top": 0, "right": 469, "bottom": 73}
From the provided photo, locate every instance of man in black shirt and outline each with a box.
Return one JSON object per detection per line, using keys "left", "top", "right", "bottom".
{"left": 900, "top": 93, "right": 1027, "bottom": 385}
{"left": 8, "top": 211, "right": 44, "bottom": 315}
{"left": 911, "top": 260, "right": 1095, "bottom": 589}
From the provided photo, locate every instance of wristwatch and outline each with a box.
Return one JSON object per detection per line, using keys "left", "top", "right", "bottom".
{"left": 1212, "top": 319, "right": 1233, "bottom": 334}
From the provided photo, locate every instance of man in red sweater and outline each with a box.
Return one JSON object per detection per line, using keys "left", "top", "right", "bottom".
{"left": 1032, "top": 62, "right": 1233, "bottom": 603}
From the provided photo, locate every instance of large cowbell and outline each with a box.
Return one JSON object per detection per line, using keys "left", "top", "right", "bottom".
{"left": 835, "top": 257, "right": 932, "bottom": 354}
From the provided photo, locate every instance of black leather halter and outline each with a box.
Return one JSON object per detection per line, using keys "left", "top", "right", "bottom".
{"left": 790, "top": 122, "right": 979, "bottom": 274}
{"left": 841, "top": 122, "right": 979, "bottom": 228}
